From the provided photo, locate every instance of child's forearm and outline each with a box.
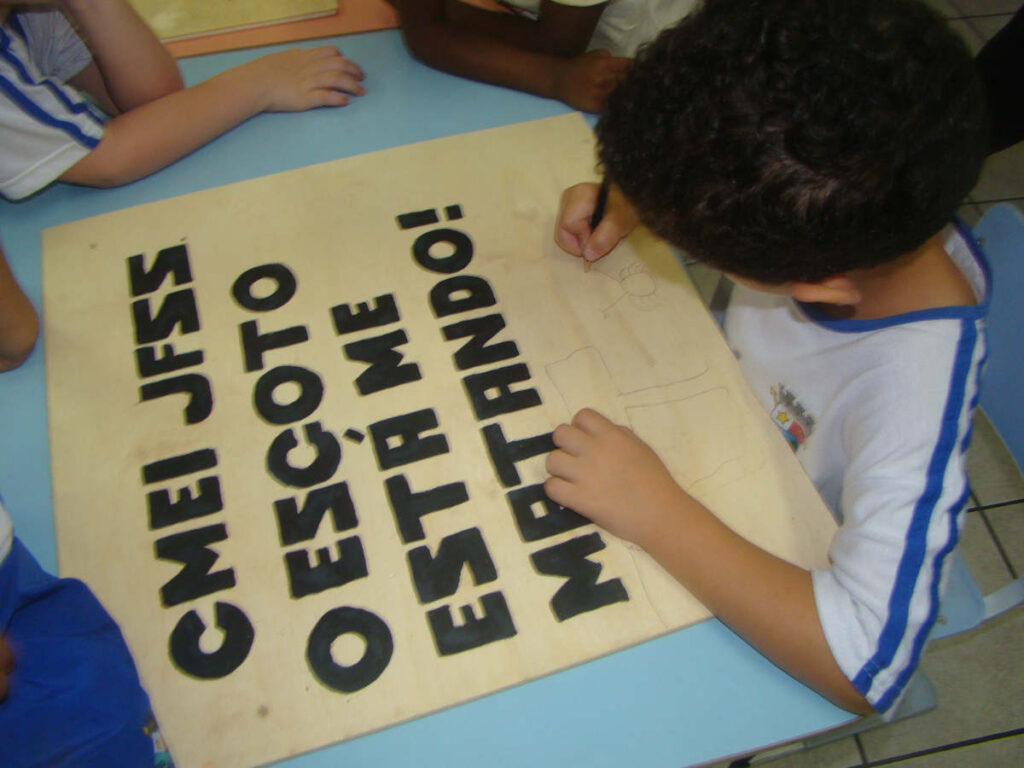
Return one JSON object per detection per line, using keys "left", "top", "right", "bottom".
{"left": 61, "top": 65, "right": 264, "bottom": 188}
{"left": 61, "top": 0, "right": 183, "bottom": 112}
{"left": 396, "top": 0, "right": 622, "bottom": 112}
{"left": 398, "top": 0, "right": 602, "bottom": 58}
{"left": 61, "top": 48, "right": 363, "bottom": 188}
{"left": 403, "top": 22, "right": 567, "bottom": 103}
{"left": 639, "top": 492, "right": 873, "bottom": 714}
{"left": 403, "top": 23, "right": 625, "bottom": 113}
{"left": 546, "top": 409, "right": 872, "bottom": 713}
{"left": 0, "top": 251, "right": 39, "bottom": 372}
{"left": 443, "top": 0, "right": 601, "bottom": 57}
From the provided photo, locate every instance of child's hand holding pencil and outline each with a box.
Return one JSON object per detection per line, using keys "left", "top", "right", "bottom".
{"left": 554, "top": 180, "right": 641, "bottom": 268}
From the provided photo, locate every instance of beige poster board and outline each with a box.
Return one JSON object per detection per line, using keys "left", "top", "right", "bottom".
{"left": 129, "top": 0, "right": 338, "bottom": 41}
{"left": 42, "top": 114, "right": 837, "bottom": 768}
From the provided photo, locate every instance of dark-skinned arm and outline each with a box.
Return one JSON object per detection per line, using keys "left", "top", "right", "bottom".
{"left": 393, "top": 0, "right": 629, "bottom": 112}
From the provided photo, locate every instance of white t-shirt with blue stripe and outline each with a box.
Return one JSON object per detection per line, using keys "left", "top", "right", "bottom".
{"left": 0, "top": 9, "right": 105, "bottom": 200}
{"left": 724, "top": 222, "right": 988, "bottom": 711}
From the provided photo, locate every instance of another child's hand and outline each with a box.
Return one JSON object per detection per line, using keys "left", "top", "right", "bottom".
{"left": 555, "top": 182, "right": 640, "bottom": 265}
{"left": 553, "top": 49, "right": 630, "bottom": 113}
{"left": 0, "top": 634, "right": 13, "bottom": 701}
{"left": 545, "top": 408, "right": 686, "bottom": 548}
{"left": 245, "top": 46, "right": 366, "bottom": 112}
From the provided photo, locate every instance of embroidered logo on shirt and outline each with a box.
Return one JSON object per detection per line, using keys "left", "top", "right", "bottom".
{"left": 769, "top": 384, "right": 815, "bottom": 450}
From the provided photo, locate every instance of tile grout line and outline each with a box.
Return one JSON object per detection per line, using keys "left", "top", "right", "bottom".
{"left": 970, "top": 196, "right": 1024, "bottom": 205}
{"left": 967, "top": 496, "right": 1024, "bottom": 512}
{"left": 854, "top": 733, "right": 869, "bottom": 767}
{"left": 858, "top": 726, "right": 1024, "bottom": 767}
{"left": 979, "top": 508, "right": 1020, "bottom": 578}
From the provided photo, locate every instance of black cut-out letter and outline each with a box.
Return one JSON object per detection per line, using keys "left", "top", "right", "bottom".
{"left": 412, "top": 228, "right": 473, "bottom": 274}
{"left": 155, "top": 524, "right": 236, "bottom": 607}
{"left": 483, "top": 423, "right": 555, "bottom": 488}
{"left": 140, "top": 373, "right": 213, "bottom": 424}
{"left": 429, "top": 275, "right": 496, "bottom": 318}
{"left": 274, "top": 482, "right": 357, "bottom": 547}
{"left": 408, "top": 527, "right": 497, "bottom": 604}
{"left": 463, "top": 363, "right": 541, "bottom": 420}
{"left": 132, "top": 289, "right": 200, "bottom": 345}
{"left": 169, "top": 602, "right": 254, "bottom": 679}
{"left": 385, "top": 475, "right": 468, "bottom": 544}
{"left": 253, "top": 365, "right": 324, "bottom": 425}
{"left": 331, "top": 294, "right": 399, "bottom": 335}
{"left": 232, "top": 263, "right": 296, "bottom": 312}
{"left": 239, "top": 319, "right": 309, "bottom": 373}
{"left": 427, "top": 592, "right": 516, "bottom": 656}
{"left": 396, "top": 209, "right": 439, "bottom": 230}
{"left": 135, "top": 343, "right": 203, "bottom": 379}
{"left": 307, "top": 607, "right": 393, "bottom": 693}
{"left": 507, "top": 484, "right": 588, "bottom": 542}
{"left": 531, "top": 532, "right": 629, "bottom": 621}
{"left": 368, "top": 409, "right": 448, "bottom": 471}
{"left": 442, "top": 314, "right": 519, "bottom": 371}
{"left": 128, "top": 244, "right": 191, "bottom": 297}
{"left": 285, "top": 537, "right": 367, "bottom": 599}
{"left": 267, "top": 422, "right": 341, "bottom": 489}
{"left": 147, "top": 476, "right": 223, "bottom": 530}
{"left": 343, "top": 330, "right": 421, "bottom": 395}
{"left": 142, "top": 448, "right": 217, "bottom": 485}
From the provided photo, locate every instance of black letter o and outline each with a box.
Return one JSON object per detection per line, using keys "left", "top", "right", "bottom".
{"left": 412, "top": 228, "right": 473, "bottom": 274}
{"left": 307, "top": 607, "right": 393, "bottom": 693}
{"left": 232, "top": 264, "right": 297, "bottom": 311}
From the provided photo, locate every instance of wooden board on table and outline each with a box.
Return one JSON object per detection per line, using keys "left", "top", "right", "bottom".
{"left": 164, "top": 0, "right": 397, "bottom": 58}
{"left": 129, "top": 0, "right": 339, "bottom": 42}
{"left": 41, "top": 113, "right": 837, "bottom": 768}
{"left": 156, "top": 1, "right": 505, "bottom": 59}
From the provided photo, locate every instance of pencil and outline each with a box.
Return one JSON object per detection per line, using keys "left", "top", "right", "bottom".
{"left": 585, "top": 179, "right": 609, "bottom": 272}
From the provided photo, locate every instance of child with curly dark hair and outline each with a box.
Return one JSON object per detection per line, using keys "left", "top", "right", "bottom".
{"left": 548, "top": 0, "right": 990, "bottom": 714}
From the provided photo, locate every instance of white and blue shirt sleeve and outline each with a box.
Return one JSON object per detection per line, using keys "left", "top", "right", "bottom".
{"left": 0, "top": 10, "right": 106, "bottom": 200}
{"left": 725, "top": 222, "right": 989, "bottom": 712}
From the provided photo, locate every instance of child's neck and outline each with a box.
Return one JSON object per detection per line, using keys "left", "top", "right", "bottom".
{"left": 819, "top": 232, "right": 976, "bottom": 320}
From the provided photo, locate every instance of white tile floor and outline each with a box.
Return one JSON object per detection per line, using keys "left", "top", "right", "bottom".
{"left": 696, "top": 3, "right": 1024, "bottom": 765}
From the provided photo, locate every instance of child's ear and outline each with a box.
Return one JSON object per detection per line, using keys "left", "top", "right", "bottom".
{"left": 790, "top": 275, "right": 862, "bottom": 306}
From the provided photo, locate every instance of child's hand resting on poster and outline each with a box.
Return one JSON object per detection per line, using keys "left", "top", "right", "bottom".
{"left": 544, "top": 408, "right": 688, "bottom": 548}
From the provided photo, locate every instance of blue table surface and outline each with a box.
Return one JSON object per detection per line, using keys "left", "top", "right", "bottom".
{"left": 0, "top": 29, "right": 853, "bottom": 768}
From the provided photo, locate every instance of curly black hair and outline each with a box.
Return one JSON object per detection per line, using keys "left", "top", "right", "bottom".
{"left": 597, "top": 0, "right": 989, "bottom": 284}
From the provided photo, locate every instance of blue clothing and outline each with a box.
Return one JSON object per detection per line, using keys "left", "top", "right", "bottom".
{"left": 0, "top": 537, "right": 163, "bottom": 767}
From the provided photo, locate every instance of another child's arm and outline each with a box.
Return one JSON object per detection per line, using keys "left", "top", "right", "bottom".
{"left": 61, "top": 45, "right": 365, "bottom": 188}
{"left": 60, "top": 0, "right": 183, "bottom": 114}
{"left": 555, "top": 181, "right": 640, "bottom": 264}
{"left": 0, "top": 247, "right": 39, "bottom": 372}
{"left": 394, "top": 0, "right": 629, "bottom": 113}
{"left": 544, "top": 408, "right": 873, "bottom": 715}
{"left": 0, "top": 633, "right": 11, "bottom": 701}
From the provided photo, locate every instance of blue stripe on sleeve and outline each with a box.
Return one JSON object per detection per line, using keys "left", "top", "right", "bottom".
{"left": 852, "top": 318, "right": 977, "bottom": 703}
{"left": 0, "top": 23, "right": 105, "bottom": 136}
{"left": 874, "top": 485, "right": 968, "bottom": 711}
{"left": 0, "top": 72, "right": 101, "bottom": 148}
